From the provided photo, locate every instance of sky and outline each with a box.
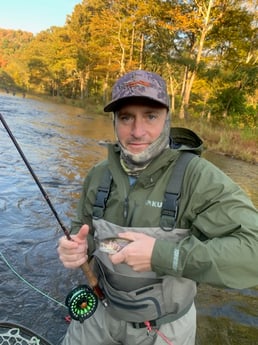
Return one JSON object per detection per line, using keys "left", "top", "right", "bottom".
{"left": 0, "top": 0, "right": 80, "bottom": 34}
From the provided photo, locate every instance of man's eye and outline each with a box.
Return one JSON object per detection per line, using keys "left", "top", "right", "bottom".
{"left": 119, "top": 115, "right": 132, "bottom": 122}
{"left": 147, "top": 114, "right": 158, "bottom": 120}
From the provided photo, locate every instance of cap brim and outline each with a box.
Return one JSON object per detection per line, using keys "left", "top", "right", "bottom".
{"left": 104, "top": 96, "right": 168, "bottom": 112}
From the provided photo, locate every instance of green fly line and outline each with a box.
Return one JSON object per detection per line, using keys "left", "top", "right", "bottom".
{"left": 0, "top": 251, "right": 66, "bottom": 308}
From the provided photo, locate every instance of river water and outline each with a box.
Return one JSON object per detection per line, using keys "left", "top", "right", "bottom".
{"left": 0, "top": 92, "right": 257, "bottom": 345}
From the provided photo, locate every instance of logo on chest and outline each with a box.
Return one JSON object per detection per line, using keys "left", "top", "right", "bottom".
{"left": 145, "top": 200, "right": 163, "bottom": 208}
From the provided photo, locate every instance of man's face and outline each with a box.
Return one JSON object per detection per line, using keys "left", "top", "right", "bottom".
{"left": 115, "top": 101, "right": 167, "bottom": 154}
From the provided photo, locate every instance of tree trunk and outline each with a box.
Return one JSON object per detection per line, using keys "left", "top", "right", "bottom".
{"left": 129, "top": 23, "right": 135, "bottom": 67}
{"left": 139, "top": 34, "right": 144, "bottom": 69}
{"left": 80, "top": 71, "right": 85, "bottom": 100}
{"left": 179, "top": 69, "right": 196, "bottom": 119}
{"left": 166, "top": 63, "right": 176, "bottom": 114}
{"left": 118, "top": 21, "right": 125, "bottom": 75}
{"left": 103, "top": 70, "right": 110, "bottom": 104}
{"left": 179, "top": 0, "right": 214, "bottom": 119}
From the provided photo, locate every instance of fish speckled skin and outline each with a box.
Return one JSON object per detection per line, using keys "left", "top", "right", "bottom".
{"left": 98, "top": 238, "right": 132, "bottom": 254}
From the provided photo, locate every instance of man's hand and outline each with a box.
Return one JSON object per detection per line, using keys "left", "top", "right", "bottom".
{"left": 57, "top": 224, "right": 89, "bottom": 269}
{"left": 110, "top": 232, "right": 155, "bottom": 272}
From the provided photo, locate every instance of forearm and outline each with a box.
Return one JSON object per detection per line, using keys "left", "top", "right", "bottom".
{"left": 152, "top": 225, "right": 258, "bottom": 289}
{"left": 158, "top": 157, "right": 258, "bottom": 289}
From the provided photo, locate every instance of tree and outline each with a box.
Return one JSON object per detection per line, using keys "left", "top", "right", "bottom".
{"left": 0, "top": 1, "right": 256, "bottom": 124}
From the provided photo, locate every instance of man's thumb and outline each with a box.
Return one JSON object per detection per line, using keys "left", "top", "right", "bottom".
{"left": 76, "top": 224, "right": 89, "bottom": 241}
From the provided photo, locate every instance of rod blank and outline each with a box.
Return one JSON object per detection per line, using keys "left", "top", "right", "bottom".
{"left": 0, "top": 113, "right": 71, "bottom": 239}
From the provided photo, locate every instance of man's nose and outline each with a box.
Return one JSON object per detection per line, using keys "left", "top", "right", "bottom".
{"left": 132, "top": 117, "right": 146, "bottom": 138}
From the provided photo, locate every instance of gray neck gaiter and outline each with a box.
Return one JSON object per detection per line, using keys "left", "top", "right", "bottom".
{"left": 116, "top": 112, "right": 171, "bottom": 176}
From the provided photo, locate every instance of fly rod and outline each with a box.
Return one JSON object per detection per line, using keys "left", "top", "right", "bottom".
{"left": 0, "top": 113, "right": 107, "bottom": 322}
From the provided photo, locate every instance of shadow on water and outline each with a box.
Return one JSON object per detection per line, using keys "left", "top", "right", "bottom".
{"left": 0, "top": 93, "right": 257, "bottom": 344}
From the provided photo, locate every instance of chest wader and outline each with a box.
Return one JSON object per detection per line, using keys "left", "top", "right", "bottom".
{"left": 91, "top": 151, "right": 197, "bottom": 326}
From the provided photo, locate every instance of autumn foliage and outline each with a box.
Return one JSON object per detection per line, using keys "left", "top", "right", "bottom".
{"left": 0, "top": 0, "right": 257, "bottom": 126}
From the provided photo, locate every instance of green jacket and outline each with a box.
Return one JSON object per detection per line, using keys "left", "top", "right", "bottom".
{"left": 71, "top": 129, "right": 258, "bottom": 290}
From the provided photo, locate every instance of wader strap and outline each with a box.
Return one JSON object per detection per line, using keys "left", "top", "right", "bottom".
{"left": 132, "top": 301, "right": 193, "bottom": 329}
{"left": 93, "top": 152, "right": 196, "bottom": 226}
{"left": 160, "top": 152, "right": 196, "bottom": 231}
{"left": 92, "top": 169, "right": 112, "bottom": 219}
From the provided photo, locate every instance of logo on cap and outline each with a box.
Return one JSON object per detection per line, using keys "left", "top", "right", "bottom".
{"left": 104, "top": 70, "right": 169, "bottom": 112}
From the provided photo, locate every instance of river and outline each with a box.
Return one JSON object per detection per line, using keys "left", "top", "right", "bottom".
{"left": 0, "top": 92, "right": 257, "bottom": 345}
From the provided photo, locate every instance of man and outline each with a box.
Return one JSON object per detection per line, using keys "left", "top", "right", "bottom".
{"left": 58, "top": 70, "right": 258, "bottom": 345}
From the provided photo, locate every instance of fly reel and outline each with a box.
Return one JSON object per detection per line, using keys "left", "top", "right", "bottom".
{"left": 65, "top": 285, "right": 98, "bottom": 323}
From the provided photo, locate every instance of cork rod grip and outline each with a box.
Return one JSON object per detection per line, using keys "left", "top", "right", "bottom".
{"left": 80, "top": 261, "right": 98, "bottom": 287}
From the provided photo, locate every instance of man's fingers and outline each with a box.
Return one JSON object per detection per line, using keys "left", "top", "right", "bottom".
{"left": 110, "top": 250, "right": 126, "bottom": 265}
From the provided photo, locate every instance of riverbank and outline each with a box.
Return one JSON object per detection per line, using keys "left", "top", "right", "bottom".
{"left": 85, "top": 98, "right": 258, "bottom": 165}
{"left": 172, "top": 118, "right": 258, "bottom": 165}
{"left": 2, "top": 90, "right": 257, "bottom": 164}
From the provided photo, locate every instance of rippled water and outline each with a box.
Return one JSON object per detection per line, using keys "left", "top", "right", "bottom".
{"left": 0, "top": 92, "right": 257, "bottom": 344}
{"left": 0, "top": 94, "right": 113, "bottom": 344}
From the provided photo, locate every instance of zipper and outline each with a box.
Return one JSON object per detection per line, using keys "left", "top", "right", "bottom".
{"left": 122, "top": 179, "right": 137, "bottom": 226}
{"left": 123, "top": 196, "right": 129, "bottom": 219}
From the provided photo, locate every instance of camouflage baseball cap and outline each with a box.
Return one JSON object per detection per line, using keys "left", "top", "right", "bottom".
{"left": 104, "top": 70, "right": 169, "bottom": 112}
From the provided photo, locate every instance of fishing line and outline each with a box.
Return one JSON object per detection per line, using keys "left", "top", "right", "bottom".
{"left": 0, "top": 251, "right": 66, "bottom": 308}
{"left": 0, "top": 113, "right": 108, "bottom": 322}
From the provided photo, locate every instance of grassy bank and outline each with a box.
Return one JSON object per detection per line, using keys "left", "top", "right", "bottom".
{"left": 171, "top": 118, "right": 258, "bottom": 165}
